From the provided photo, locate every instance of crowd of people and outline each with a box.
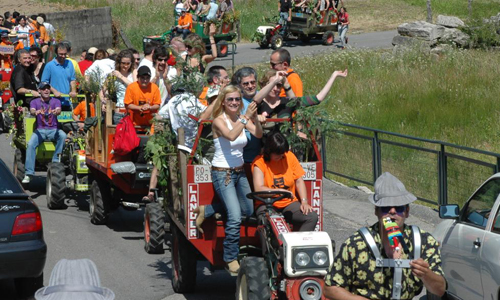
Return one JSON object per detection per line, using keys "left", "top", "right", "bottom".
{"left": 2, "top": 5, "right": 448, "bottom": 299}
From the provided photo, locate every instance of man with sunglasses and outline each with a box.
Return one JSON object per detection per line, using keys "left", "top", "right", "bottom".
{"left": 324, "top": 172, "right": 446, "bottom": 300}
{"left": 152, "top": 46, "right": 177, "bottom": 107}
{"left": 23, "top": 81, "right": 66, "bottom": 184}
{"left": 269, "top": 48, "right": 303, "bottom": 97}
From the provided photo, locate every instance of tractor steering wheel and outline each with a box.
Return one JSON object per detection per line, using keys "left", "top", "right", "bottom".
{"left": 246, "top": 191, "right": 293, "bottom": 210}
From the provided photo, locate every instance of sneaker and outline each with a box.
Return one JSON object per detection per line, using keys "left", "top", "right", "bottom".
{"left": 22, "top": 175, "right": 30, "bottom": 184}
{"left": 226, "top": 260, "right": 240, "bottom": 275}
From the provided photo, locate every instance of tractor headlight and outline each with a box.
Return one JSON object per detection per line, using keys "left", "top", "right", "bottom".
{"left": 295, "top": 252, "right": 310, "bottom": 267}
{"left": 292, "top": 247, "right": 330, "bottom": 270}
{"left": 312, "top": 251, "right": 328, "bottom": 266}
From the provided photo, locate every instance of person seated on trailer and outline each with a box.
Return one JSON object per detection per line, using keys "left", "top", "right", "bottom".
{"left": 138, "top": 41, "right": 161, "bottom": 82}
{"left": 124, "top": 65, "right": 161, "bottom": 130}
{"left": 194, "top": 85, "right": 262, "bottom": 275}
{"left": 151, "top": 46, "right": 177, "bottom": 107}
{"left": 217, "top": 0, "right": 234, "bottom": 21}
{"left": 183, "top": 29, "right": 217, "bottom": 74}
{"left": 10, "top": 49, "right": 38, "bottom": 107}
{"left": 176, "top": 8, "right": 193, "bottom": 39}
{"left": 100, "top": 49, "right": 137, "bottom": 125}
{"left": 28, "top": 46, "right": 45, "bottom": 84}
{"left": 323, "top": 172, "right": 446, "bottom": 300}
{"left": 198, "top": 65, "right": 230, "bottom": 106}
{"left": 78, "top": 47, "right": 97, "bottom": 76}
{"left": 252, "top": 130, "right": 318, "bottom": 231}
{"left": 143, "top": 72, "right": 216, "bottom": 202}
{"left": 33, "top": 16, "right": 49, "bottom": 53}
{"left": 168, "top": 37, "right": 188, "bottom": 66}
{"left": 13, "top": 16, "right": 34, "bottom": 49}
{"left": 197, "top": 0, "right": 211, "bottom": 22}
{"left": 0, "top": 32, "right": 14, "bottom": 70}
{"left": 72, "top": 96, "right": 96, "bottom": 127}
{"left": 22, "top": 82, "right": 66, "bottom": 184}
{"left": 206, "top": 0, "right": 219, "bottom": 21}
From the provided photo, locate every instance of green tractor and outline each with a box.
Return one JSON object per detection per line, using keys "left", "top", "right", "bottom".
{"left": 12, "top": 100, "right": 91, "bottom": 209}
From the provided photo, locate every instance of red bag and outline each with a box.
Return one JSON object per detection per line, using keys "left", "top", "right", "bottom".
{"left": 113, "top": 115, "right": 140, "bottom": 155}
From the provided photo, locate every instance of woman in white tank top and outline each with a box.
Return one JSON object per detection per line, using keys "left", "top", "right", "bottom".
{"left": 194, "top": 85, "right": 262, "bottom": 274}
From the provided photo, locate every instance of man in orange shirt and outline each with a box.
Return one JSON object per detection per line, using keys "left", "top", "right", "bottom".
{"left": 124, "top": 66, "right": 161, "bottom": 129}
{"left": 72, "top": 100, "right": 96, "bottom": 122}
{"left": 176, "top": 8, "right": 193, "bottom": 39}
{"left": 270, "top": 48, "right": 303, "bottom": 97}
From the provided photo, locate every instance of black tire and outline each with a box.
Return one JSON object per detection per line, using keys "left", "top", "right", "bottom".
{"left": 46, "top": 162, "right": 67, "bottom": 209}
{"left": 89, "top": 180, "right": 109, "bottom": 225}
{"left": 300, "top": 34, "right": 311, "bottom": 44}
{"left": 217, "top": 40, "right": 229, "bottom": 57}
{"left": 15, "top": 273, "right": 43, "bottom": 298}
{"left": 144, "top": 203, "right": 165, "bottom": 254}
{"left": 236, "top": 257, "right": 271, "bottom": 300}
{"left": 259, "top": 37, "right": 269, "bottom": 49}
{"left": 171, "top": 224, "right": 197, "bottom": 293}
{"left": 13, "top": 148, "right": 25, "bottom": 183}
{"left": 322, "top": 31, "right": 335, "bottom": 45}
{"left": 270, "top": 34, "right": 283, "bottom": 50}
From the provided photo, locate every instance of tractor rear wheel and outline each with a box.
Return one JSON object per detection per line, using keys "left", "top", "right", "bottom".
{"left": 89, "top": 180, "right": 109, "bottom": 225}
{"left": 236, "top": 257, "right": 271, "bottom": 300}
{"left": 144, "top": 203, "right": 165, "bottom": 254}
{"left": 13, "top": 149, "right": 25, "bottom": 183}
{"left": 217, "top": 40, "right": 229, "bottom": 57}
{"left": 322, "top": 31, "right": 335, "bottom": 45}
{"left": 259, "top": 37, "right": 269, "bottom": 49}
{"left": 171, "top": 224, "right": 197, "bottom": 293}
{"left": 270, "top": 34, "right": 284, "bottom": 50}
{"left": 46, "top": 162, "right": 67, "bottom": 209}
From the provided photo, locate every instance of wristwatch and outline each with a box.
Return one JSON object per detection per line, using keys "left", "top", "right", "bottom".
{"left": 239, "top": 118, "right": 248, "bottom": 125}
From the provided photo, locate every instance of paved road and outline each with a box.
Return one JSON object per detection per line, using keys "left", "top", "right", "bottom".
{"left": 0, "top": 29, "right": 441, "bottom": 300}
{"left": 209, "top": 30, "right": 398, "bottom": 71}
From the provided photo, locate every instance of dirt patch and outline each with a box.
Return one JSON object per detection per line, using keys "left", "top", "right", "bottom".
{"left": 0, "top": 0, "right": 75, "bottom": 18}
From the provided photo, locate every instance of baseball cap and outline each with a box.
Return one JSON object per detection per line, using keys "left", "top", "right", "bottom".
{"left": 137, "top": 66, "right": 152, "bottom": 77}
{"left": 87, "top": 47, "right": 98, "bottom": 55}
{"left": 38, "top": 81, "right": 51, "bottom": 89}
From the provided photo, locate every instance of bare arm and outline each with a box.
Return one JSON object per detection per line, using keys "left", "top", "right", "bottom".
{"left": 316, "top": 69, "right": 347, "bottom": 102}
{"left": 253, "top": 71, "right": 288, "bottom": 104}
{"left": 212, "top": 117, "right": 246, "bottom": 141}
{"left": 202, "top": 24, "right": 218, "bottom": 64}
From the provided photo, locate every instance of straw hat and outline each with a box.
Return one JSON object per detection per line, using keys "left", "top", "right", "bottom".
{"left": 35, "top": 259, "right": 115, "bottom": 300}
{"left": 368, "top": 172, "right": 417, "bottom": 207}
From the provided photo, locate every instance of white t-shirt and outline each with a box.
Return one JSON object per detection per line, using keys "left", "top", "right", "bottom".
{"left": 85, "top": 58, "right": 116, "bottom": 86}
{"left": 138, "top": 58, "right": 156, "bottom": 81}
{"left": 156, "top": 66, "right": 178, "bottom": 107}
{"left": 158, "top": 93, "right": 206, "bottom": 149}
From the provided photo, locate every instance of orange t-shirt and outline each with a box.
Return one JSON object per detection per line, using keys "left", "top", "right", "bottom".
{"left": 252, "top": 151, "right": 305, "bottom": 209}
{"left": 198, "top": 86, "right": 209, "bottom": 106}
{"left": 124, "top": 81, "right": 161, "bottom": 127}
{"left": 73, "top": 101, "right": 96, "bottom": 121}
{"left": 178, "top": 13, "right": 193, "bottom": 31}
{"left": 279, "top": 68, "right": 303, "bottom": 97}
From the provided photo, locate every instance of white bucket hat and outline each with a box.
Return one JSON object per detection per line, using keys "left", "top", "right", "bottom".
{"left": 368, "top": 172, "right": 417, "bottom": 207}
{"left": 35, "top": 259, "right": 115, "bottom": 300}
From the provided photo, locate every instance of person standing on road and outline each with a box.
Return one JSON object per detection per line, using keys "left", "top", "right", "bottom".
{"left": 278, "top": 0, "right": 292, "bottom": 36}
{"left": 323, "top": 172, "right": 446, "bottom": 300}
{"left": 23, "top": 82, "right": 66, "bottom": 184}
{"left": 270, "top": 48, "right": 303, "bottom": 97}
{"left": 337, "top": 6, "right": 349, "bottom": 49}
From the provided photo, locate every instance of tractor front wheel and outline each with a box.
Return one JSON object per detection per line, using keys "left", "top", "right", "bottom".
{"left": 270, "top": 34, "right": 284, "bottom": 50}
{"left": 236, "top": 257, "right": 271, "bottom": 300}
{"left": 144, "top": 203, "right": 166, "bottom": 254}
{"left": 46, "top": 162, "right": 67, "bottom": 209}
{"left": 89, "top": 180, "right": 110, "bottom": 225}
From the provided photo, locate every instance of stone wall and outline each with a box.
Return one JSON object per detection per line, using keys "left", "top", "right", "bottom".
{"left": 46, "top": 7, "right": 113, "bottom": 54}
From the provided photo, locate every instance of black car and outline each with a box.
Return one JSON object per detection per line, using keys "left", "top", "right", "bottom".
{"left": 0, "top": 158, "right": 47, "bottom": 297}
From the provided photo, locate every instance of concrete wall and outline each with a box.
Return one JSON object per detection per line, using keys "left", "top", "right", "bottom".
{"left": 46, "top": 7, "right": 113, "bottom": 54}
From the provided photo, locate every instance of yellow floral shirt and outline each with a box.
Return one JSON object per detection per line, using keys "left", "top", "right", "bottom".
{"left": 324, "top": 222, "right": 444, "bottom": 300}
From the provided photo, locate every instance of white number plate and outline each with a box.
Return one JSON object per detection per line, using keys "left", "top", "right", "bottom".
{"left": 194, "top": 165, "right": 212, "bottom": 183}
{"left": 301, "top": 163, "right": 316, "bottom": 181}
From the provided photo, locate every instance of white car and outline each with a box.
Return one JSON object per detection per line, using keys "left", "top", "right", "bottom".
{"left": 432, "top": 173, "right": 500, "bottom": 300}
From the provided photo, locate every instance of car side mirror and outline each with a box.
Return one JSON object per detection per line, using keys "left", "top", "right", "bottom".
{"left": 439, "top": 204, "right": 459, "bottom": 219}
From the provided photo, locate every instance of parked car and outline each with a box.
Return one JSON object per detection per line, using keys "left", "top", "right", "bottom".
{"left": 0, "top": 158, "right": 47, "bottom": 297}
{"left": 432, "top": 173, "right": 500, "bottom": 300}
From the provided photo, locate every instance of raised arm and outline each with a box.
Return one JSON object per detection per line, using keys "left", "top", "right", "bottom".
{"left": 315, "top": 69, "right": 347, "bottom": 102}
{"left": 202, "top": 24, "right": 218, "bottom": 64}
{"left": 253, "top": 71, "right": 288, "bottom": 104}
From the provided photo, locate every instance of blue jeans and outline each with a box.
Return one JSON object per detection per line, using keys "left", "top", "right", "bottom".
{"left": 209, "top": 169, "right": 254, "bottom": 262}
{"left": 279, "top": 12, "right": 289, "bottom": 35}
{"left": 339, "top": 25, "right": 349, "bottom": 47}
{"left": 25, "top": 129, "right": 67, "bottom": 176}
{"left": 176, "top": 28, "right": 191, "bottom": 39}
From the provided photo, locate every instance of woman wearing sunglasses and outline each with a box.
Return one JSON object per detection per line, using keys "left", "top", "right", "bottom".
{"left": 194, "top": 85, "right": 262, "bottom": 275}
{"left": 182, "top": 23, "right": 217, "bottom": 74}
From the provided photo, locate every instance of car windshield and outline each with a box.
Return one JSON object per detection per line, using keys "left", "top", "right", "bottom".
{"left": 0, "top": 164, "right": 24, "bottom": 195}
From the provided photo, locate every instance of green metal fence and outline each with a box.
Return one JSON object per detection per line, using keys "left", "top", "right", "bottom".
{"left": 322, "top": 122, "right": 500, "bottom": 208}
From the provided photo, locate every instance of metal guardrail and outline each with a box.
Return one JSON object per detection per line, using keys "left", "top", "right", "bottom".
{"left": 321, "top": 121, "right": 500, "bottom": 207}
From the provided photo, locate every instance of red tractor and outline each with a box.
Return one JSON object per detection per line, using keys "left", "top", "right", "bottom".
{"left": 149, "top": 119, "right": 334, "bottom": 300}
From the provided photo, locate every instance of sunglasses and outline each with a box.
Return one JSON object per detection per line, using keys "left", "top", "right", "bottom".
{"left": 242, "top": 80, "right": 256, "bottom": 86}
{"left": 225, "top": 97, "right": 241, "bottom": 102}
{"left": 157, "top": 58, "right": 168, "bottom": 62}
{"left": 379, "top": 205, "right": 406, "bottom": 214}
{"left": 270, "top": 61, "right": 282, "bottom": 67}
{"left": 135, "top": 58, "right": 140, "bottom": 61}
